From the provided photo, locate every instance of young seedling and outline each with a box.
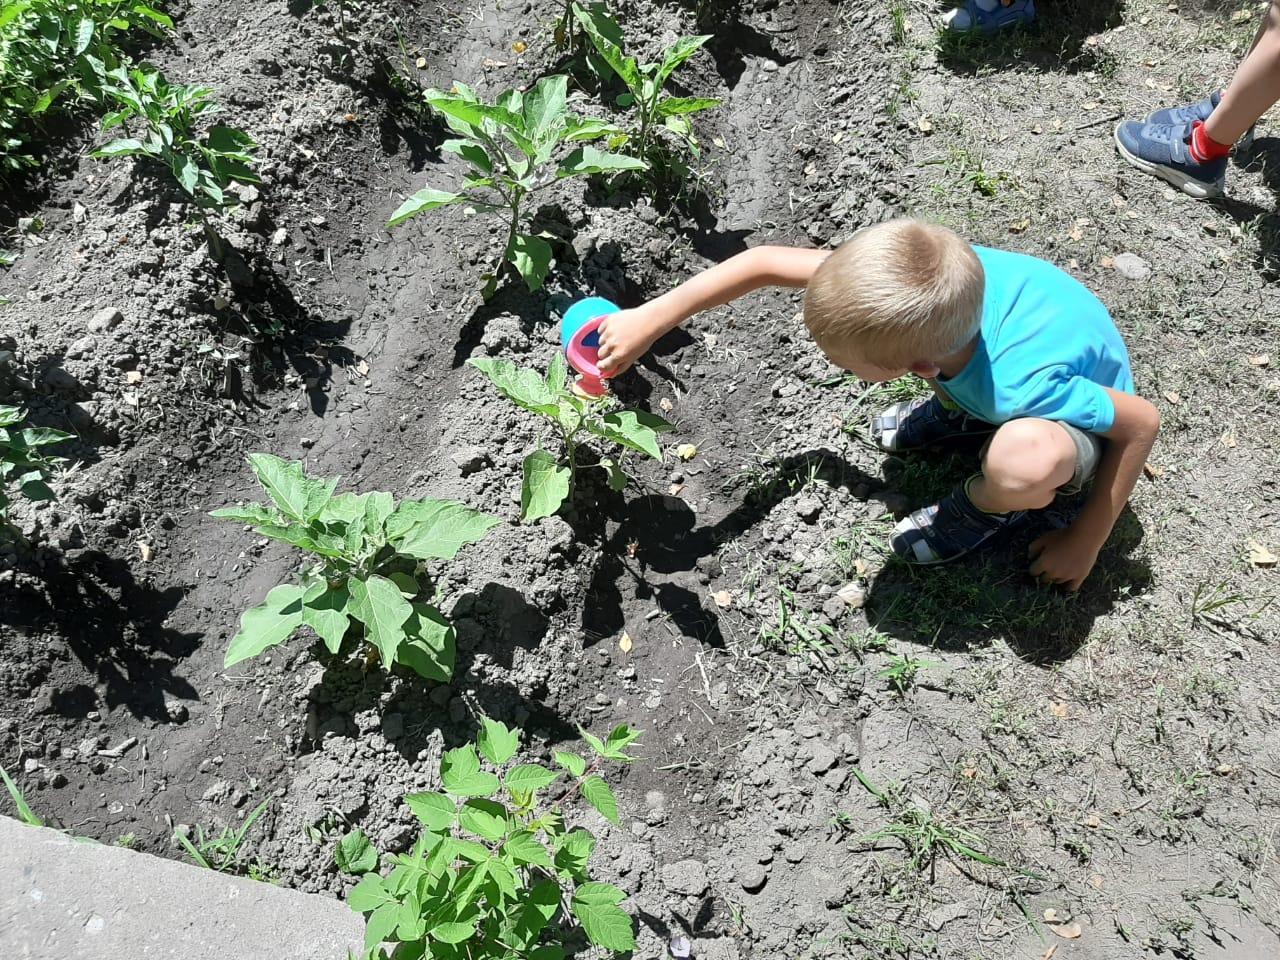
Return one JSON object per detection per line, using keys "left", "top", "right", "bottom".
{"left": 467, "top": 353, "right": 671, "bottom": 521}
{"left": 388, "top": 74, "right": 645, "bottom": 294}
{"left": 348, "top": 717, "right": 642, "bottom": 959}
{"left": 1, "top": 763, "right": 44, "bottom": 827}
{"left": 93, "top": 65, "right": 259, "bottom": 260}
{"left": 174, "top": 798, "right": 271, "bottom": 875}
{"left": 212, "top": 454, "right": 501, "bottom": 681}
{"left": 573, "top": 3, "right": 720, "bottom": 169}
{"left": 878, "top": 652, "right": 937, "bottom": 695}
{"left": 0, "top": 405, "right": 71, "bottom": 540}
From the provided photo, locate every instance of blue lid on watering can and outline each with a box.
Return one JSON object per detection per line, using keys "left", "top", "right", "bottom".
{"left": 560, "top": 296, "right": 620, "bottom": 352}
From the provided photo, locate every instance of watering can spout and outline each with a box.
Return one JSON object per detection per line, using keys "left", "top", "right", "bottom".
{"left": 559, "top": 296, "right": 621, "bottom": 397}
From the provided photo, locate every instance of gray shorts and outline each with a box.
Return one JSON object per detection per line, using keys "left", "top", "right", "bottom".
{"left": 980, "top": 421, "right": 1103, "bottom": 496}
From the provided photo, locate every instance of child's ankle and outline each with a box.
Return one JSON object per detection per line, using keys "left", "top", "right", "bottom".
{"left": 1189, "top": 121, "right": 1231, "bottom": 163}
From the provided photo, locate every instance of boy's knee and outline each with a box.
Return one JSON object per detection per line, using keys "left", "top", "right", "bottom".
{"left": 982, "top": 419, "right": 1075, "bottom": 498}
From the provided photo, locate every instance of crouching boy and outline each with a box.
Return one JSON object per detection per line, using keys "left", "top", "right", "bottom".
{"left": 595, "top": 219, "right": 1159, "bottom": 590}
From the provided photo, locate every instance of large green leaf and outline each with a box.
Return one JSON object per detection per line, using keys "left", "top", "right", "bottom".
{"left": 571, "top": 882, "right": 634, "bottom": 951}
{"left": 573, "top": 6, "right": 642, "bottom": 93}
{"left": 521, "top": 74, "right": 567, "bottom": 145}
{"left": 387, "top": 187, "right": 463, "bottom": 228}
{"left": 224, "top": 583, "right": 306, "bottom": 667}
{"left": 562, "top": 117, "right": 624, "bottom": 142}
{"left": 442, "top": 137, "right": 493, "bottom": 173}
{"left": 302, "top": 580, "right": 350, "bottom": 654}
{"left": 586, "top": 410, "right": 672, "bottom": 460}
{"left": 505, "top": 830, "right": 553, "bottom": 870}
{"left": 505, "top": 763, "right": 558, "bottom": 795}
{"left": 553, "top": 827, "right": 596, "bottom": 879}
{"left": 346, "top": 574, "right": 412, "bottom": 667}
{"left": 335, "top": 829, "right": 378, "bottom": 875}
{"left": 654, "top": 35, "right": 712, "bottom": 89}
{"left": 477, "top": 716, "right": 520, "bottom": 765}
{"left": 657, "top": 96, "right": 722, "bottom": 117}
{"left": 0, "top": 407, "right": 24, "bottom": 428}
{"left": 580, "top": 775, "right": 619, "bottom": 824}
{"left": 209, "top": 504, "right": 282, "bottom": 526}
{"left": 508, "top": 233, "right": 553, "bottom": 292}
{"left": 404, "top": 791, "right": 457, "bottom": 832}
{"left": 425, "top": 89, "right": 523, "bottom": 134}
{"left": 246, "top": 453, "right": 336, "bottom": 523}
{"left": 347, "top": 873, "right": 396, "bottom": 913}
{"left": 397, "top": 602, "right": 456, "bottom": 682}
{"left": 440, "top": 744, "right": 500, "bottom": 798}
{"left": 467, "top": 358, "right": 562, "bottom": 417}
{"left": 511, "top": 880, "right": 562, "bottom": 948}
{"left": 557, "top": 145, "right": 647, "bottom": 178}
{"left": 457, "top": 798, "right": 508, "bottom": 842}
{"left": 521, "top": 449, "right": 570, "bottom": 523}
{"left": 385, "top": 498, "right": 500, "bottom": 561}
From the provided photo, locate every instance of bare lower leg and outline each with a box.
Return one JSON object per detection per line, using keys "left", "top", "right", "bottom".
{"left": 1206, "top": 1, "right": 1280, "bottom": 144}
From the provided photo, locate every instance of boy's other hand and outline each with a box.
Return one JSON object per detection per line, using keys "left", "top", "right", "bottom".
{"left": 596, "top": 308, "right": 662, "bottom": 377}
{"left": 1028, "top": 526, "right": 1102, "bottom": 592}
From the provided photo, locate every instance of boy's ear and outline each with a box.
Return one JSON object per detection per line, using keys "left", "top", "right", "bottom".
{"left": 908, "top": 360, "right": 941, "bottom": 379}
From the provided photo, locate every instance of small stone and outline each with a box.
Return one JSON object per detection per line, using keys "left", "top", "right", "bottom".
{"left": 165, "top": 700, "right": 189, "bottom": 724}
{"left": 739, "top": 863, "right": 768, "bottom": 892}
{"left": 88, "top": 307, "right": 123, "bottom": 332}
{"left": 1113, "top": 252, "right": 1151, "bottom": 281}
{"left": 661, "top": 859, "right": 709, "bottom": 897}
{"left": 66, "top": 336, "right": 96, "bottom": 359}
{"left": 806, "top": 743, "right": 839, "bottom": 774}
{"left": 793, "top": 497, "right": 821, "bottom": 522}
{"left": 450, "top": 445, "right": 490, "bottom": 476}
{"left": 783, "top": 841, "right": 806, "bottom": 864}
{"left": 50, "top": 772, "right": 67, "bottom": 788}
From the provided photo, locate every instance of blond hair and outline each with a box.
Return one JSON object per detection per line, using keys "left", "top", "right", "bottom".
{"left": 803, "top": 219, "right": 984, "bottom": 368}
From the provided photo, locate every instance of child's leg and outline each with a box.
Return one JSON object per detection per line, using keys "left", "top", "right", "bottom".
{"left": 1206, "top": 1, "right": 1280, "bottom": 145}
{"left": 968, "top": 418, "right": 1077, "bottom": 514}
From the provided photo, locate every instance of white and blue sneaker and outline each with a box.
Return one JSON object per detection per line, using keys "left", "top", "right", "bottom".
{"left": 943, "top": 0, "right": 1036, "bottom": 32}
{"left": 890, "top": 480, "right": 1026, "bottom": 565}
{"left": 1146, "top": 90, "right": 1254, "bottom": 152}
{"left": 1113, "top": 120, "right": 1227, "bottom": 199}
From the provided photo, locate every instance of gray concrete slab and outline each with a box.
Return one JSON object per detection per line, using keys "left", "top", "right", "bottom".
{"left": 0, "top": 816, "right": 365, "bottom": 960}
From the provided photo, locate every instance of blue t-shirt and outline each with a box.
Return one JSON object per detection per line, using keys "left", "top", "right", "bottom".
{"left": 935, "top": 246, "right": 1134, "bottom": 434}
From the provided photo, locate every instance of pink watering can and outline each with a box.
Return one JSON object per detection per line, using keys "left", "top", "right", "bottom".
{"left": 560, "top": 296, "right": 620, "bottom": 397}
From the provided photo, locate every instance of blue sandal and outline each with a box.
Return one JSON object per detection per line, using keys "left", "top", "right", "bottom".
{"left": 943, "top": 0, "right": 1037, "bottom": 33}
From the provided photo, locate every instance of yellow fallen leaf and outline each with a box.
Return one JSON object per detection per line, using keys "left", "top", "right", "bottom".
{"left": 125, "top": 370, "right": 143, "bottom": 384}
{"left": 1248, "top": 354, "right": 1270, "bottom": 367}
{"left": 415, "top": 56, "right": 426, "bottom": 68}
{"left": 917, "top": 116, "right": 933, "bottom": 133}
{"left": 675, "top": 443, "right": 698, "bottom": 461}
{"left": 711, "top": 590, "right": 733, "bottom": 609}
{"left": 1049, "top": 702, "right": 1069, "bottom": 719}
{"left": 512, "top": 40, "right": 527, "bottom": 53}
{"left": 1049, "top": 922, "right": 1082, "bottom": 940}
{"left": 659, "top": 396, "right": 673, "bottom": 413}
{"left": 618, "top": 632, "right": 633, "bottom": 653}
{"left": 1246, "top": 540, "right": 1277, "bottom": 567}
{"left": 1009, "top": 218, "right": 1031, "bottom": 234}
{"left": 1163, "top": 390, "right": 1181, "bottom": 404}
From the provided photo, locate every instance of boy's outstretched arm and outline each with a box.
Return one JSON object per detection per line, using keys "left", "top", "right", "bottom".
{"left": 1029, "top": 388, "right": 1161, "bottom": 590}
{"left": 596, "top": 246, "right": 829, "bottom": 375}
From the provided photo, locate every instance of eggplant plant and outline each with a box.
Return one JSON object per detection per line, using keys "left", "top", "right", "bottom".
{"left": 212, "top": 454, "right": 501, "bottom": 681}
{"left": 0, "top": 405, "right": 70, "bottom": 538}
{"left": 573, "top": 3, "right": 719, "bottom": 166}
{"left": 347, "top": 718, "right": 642, "bottom": 959}
{"left": 468, "top": 354, "right": 671, "bottom": 522}
{"left": 387, "top": 74, "right": 646, "bottom": 295}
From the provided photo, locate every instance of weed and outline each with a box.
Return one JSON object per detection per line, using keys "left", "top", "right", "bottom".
{"left": 1, "top": 763, "right": 44, "bottom": 826}
{"left": 389, "top": 75, "right": 643, "bottom": 294}
{"left": 0, "top": 0, "right": 172, "bottom": 173}
{"left": 114, "top": 832, "right": 138, "bottom": 848}
{"left": 212, "top": 454, "right": 500, "bottom": 680}
{"left": 468, "top": 355, "right": 671, "bottom": 521}
{"left": 349, "top": 719, "right": 642, "bottom": 959}
{"left": 878, "top": 652, "right": 936, "bottom": 694}
{"left": 573, "top": 3, "right": 720, "bottom": 175}
{"left": 0, "top": 405, "right": 71, "bottom": 540}
{"left": 923, "top": 147, "right": 1013, "bottom": 199}
{"left": 174, "top": 798, "right": 271, "bottom": 875}
{"left": 847, "top": 768, "right": 1037, "bottom": 883}
{"left": 889, "top": 2, "right": 910, "bottom": 47}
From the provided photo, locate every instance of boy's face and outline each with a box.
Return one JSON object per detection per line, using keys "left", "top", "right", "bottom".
{"left": 818, "top": 341, "right": 909, "bottom": 383}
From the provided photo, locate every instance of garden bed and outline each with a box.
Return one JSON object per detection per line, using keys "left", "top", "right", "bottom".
{"left": 3, "top": 1, "right": 1279, "bottom": 958}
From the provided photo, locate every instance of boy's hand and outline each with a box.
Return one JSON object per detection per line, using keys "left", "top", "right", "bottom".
{"left": 596, "top": 307, "right": 664, "bottom": 377}
{"left": 1027, "top": 526, "right": 1102, "bottom": 592}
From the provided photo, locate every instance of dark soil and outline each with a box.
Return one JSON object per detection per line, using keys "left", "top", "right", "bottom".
{"left": 2, "top": 1, "right": 1278, "bottom": 959}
